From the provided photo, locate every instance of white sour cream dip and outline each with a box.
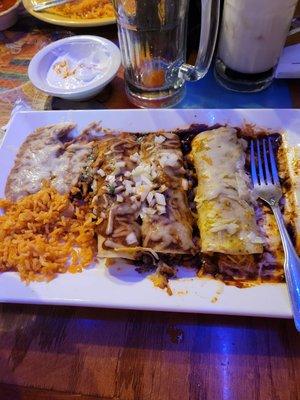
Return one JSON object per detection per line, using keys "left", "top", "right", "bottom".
{"left": 46, "top": 51, "right": 111, "bottom": 90}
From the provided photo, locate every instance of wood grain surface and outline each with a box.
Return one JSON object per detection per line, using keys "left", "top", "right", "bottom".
{"left": 1, "top": 5, "right": 300, "bottom": 400}
{"left": 0, "top": 304, "right": 299, "bottom": 400}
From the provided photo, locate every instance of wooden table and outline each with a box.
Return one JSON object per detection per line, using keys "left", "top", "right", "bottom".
{"left": 1, "top": 9, "right": 300, "bottom": 400}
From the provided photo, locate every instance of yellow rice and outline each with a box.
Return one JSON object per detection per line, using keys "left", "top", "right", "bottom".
{"left": 0, "top": 183, "right": 96, "bottom": 282}
{"left": 50, "top": 0, "right": 115, "bottom": 19}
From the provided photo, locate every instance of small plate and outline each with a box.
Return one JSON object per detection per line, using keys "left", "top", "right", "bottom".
{"left": 28, "top": 35, "right": 121, "bottom": 100}
{"left": 22, "top": 0, "right": 116, "bottom": 27}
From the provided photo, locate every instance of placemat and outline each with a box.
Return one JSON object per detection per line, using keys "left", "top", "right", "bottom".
{"left": 0, "top": 22, "right": 73, "bottom": 132}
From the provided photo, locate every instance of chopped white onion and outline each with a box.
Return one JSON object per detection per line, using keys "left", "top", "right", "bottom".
{"left": 132, "top": 164, "right": 149, "bottom": 177}
{"left": 124, "top": 179, "right": 134, "bottom": 195}
{"left": 156, "top": 205, "right": 166, "bottom": 215}
{"left": 139, "top": 206, "right": 156, "bottom": 219}
{"left": 126, "top": 232, "right": 138, "bottom": 245}
{"left": 91, "top": 180, "right": 97, "bottom": 191}
{"left": 116, "top": 195, "right": 124, "bottom": 202}
{"left": 106, "top": 174, "right": 115, "bottom": 184}
{"left": 97, "top": 168, "right": 106, "bottom": 177}
{"left": 147, "top": 191, "right": 154, "bottom": 205}
{"left": 130, "top": 152, "right": 140, "bottom": 163}
{"left": 160, "top": 152, "right": 179, "bottom": 168}
{"left": 154, "top": 135, "right": 166, "bottom": 144}
{"left": 155, "top": 192, "right": 166, "bottom": 206}
{"left": 124, "top": 179, "right": 133, "bottom": 186}
{"left": 139, "top": 185, "right": 152, "bottom": 201}
{"left": 141, "top": 175, "right": 152, "bottom": 186}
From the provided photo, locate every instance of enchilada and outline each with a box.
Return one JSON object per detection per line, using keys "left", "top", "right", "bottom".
{"left": 191, "top": 126, "right": 264, "bottom": 255}
{"left": 91, "top": 133, "right": 143, "bottom": 259}
{"left": 139, "top": 132, "right": 196, "bottom": 254}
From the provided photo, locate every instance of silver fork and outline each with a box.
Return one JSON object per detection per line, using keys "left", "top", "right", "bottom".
{"left": 250, "top": 137, "right": 300, "bottom": 331}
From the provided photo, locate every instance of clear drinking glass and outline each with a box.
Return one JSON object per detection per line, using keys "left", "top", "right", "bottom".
{"left": 112, "top": 0, "right": 220, "bottom": 108}
{"left": 214, "top": 0, "right": 300, "bottom": 92}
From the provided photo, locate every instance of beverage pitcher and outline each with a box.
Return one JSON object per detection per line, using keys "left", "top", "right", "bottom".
{"left": 112, "top": 0, "right": 220, "bottom": 108}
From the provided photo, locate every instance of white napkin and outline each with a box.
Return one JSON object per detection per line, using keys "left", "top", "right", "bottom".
{"left": 275, "top": 44, "right": 300, "bottom": 79}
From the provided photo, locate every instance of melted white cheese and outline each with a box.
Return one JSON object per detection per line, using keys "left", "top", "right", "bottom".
{"left": 192, "top": 127, "right": 263, "bottom": 254}
{"left": 140, "top": 134, "right": 195, "bottom": 253}
{"left": 5, "top": 123, "right": 92, "bottom": 200}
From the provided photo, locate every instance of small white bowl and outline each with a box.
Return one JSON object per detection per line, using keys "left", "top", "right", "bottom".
{"left": 28, "top": 35, "right": 121, "bottom": 101}
{"left": 0, "top": 0, "right": 21, "bottom": 31}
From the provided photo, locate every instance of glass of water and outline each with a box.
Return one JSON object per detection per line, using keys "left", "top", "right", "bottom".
{"left": 112, "top": 0, "right": 220, "bottom": 108}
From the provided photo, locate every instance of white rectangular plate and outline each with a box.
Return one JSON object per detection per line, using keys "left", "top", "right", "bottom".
{"left": 1, "top": 109, "right": 299, "bottom": 318}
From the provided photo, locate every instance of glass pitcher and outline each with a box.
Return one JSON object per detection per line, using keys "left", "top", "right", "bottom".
{"left": 112, "top": 0, "right": 220, "bottom": 108}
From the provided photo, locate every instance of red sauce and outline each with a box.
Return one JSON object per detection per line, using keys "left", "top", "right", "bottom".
{"left": 0, "top": 0, "right": 17, "bottom": 12}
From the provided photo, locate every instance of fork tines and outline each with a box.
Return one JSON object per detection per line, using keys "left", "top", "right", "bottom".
{"left": 250, "top": 137, "right": 280, "bottom": 187}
